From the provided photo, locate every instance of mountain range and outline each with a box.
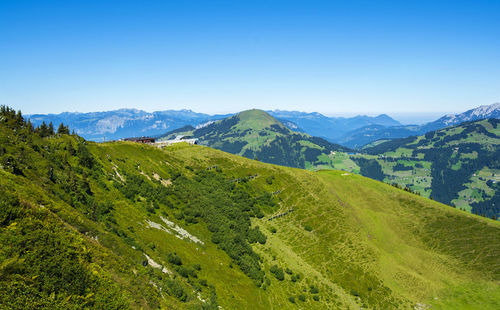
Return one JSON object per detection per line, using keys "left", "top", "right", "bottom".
{"left": 343, "top": 103, "right": 500, "bottom": 148}
{"left": 27, "top": 103, "right": 500, "bottom": 148}
{"left": 27, "top": 109, "right": 231, "bottom": 141}
{"left": 1, "top": 106, "right": 499, "bottom": 309}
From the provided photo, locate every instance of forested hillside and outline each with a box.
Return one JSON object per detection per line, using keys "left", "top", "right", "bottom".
{"left": 159, "top": 109, "right": 350, "bottom": 169}
{"left": 330, "top": 119, "right": 500, "bottom": 219}
{"left": 1, "top": 106, "right": 500, "bottom": 309}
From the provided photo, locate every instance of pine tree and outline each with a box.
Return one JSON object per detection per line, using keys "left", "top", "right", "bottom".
{"left": 26, "top": 119, "right": 34, "bottom": 132}
{"left": 57, "top": 122, "right": 70, "bottom": 135}
{"left": 48, "top": 122, "right": 55, "bottom": 135}
{"left": 39, "top": 121, "right": 49, "bottom": 137}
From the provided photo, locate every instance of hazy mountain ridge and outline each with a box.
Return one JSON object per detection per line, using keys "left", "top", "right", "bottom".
{"left": 27, "top": 108, "right": 402, "bottom": 144}
{"left": 26, "top": 103, "right": 500, "bottom": 148}
{"left": 345, "top": 103, "right": 500, "bottom": 148}
{"left": 27, "top": 109, "right": 230, "bottom": 141}
{"left": 268, "top": 110, "right": 402, "bottom": 143}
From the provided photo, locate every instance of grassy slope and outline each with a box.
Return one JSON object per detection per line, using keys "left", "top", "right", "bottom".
{"left": 158, "top": 109, "right": 349, "bottom": 169}
{"left": 96, "top": 142, "right": 499, "bottom": 309}
{"left": 2, "top": 125, "right": 499, "bottom": 309}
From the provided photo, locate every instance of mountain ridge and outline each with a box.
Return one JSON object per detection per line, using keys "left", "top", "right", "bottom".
{"left": 159, "top": 109, "right": 350, "bottom": 169}
{"left": 346, "top": 103, "right": 500, "bottom": 148}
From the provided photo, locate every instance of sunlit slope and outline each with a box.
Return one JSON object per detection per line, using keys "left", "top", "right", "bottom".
{"left": 94, "top": 142, "right": 499, "bottom": 309}
{"left": 159, "top": 109, "right": 349, "bottom": 169}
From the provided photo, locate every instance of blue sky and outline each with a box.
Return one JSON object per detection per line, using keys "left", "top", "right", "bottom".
{"left": 1, "top": 0, "right": 499, "bottom": 118}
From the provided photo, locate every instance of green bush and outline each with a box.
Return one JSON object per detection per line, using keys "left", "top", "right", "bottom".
{"left": 164, "top": 279, "right": 187, "bottom": 302}
{"left": 269, "top": 265, "right": 284, "bottom": 281}
{"left": 288, "top": 296, "right": 295, "bottom": 303}
{"left": 310, "top": 284, "right": 319, "bottom": 294}
{"left": 168, "top": 253, "right": 183, "bottom": 266}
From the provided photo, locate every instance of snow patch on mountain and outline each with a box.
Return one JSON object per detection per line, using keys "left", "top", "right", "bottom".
{"left": 437, "top": 102, "right": 500, "bottom": 126}
{"left": 196, "top": 121, "right": 215, "bottom": 129}
{"left": 96, "top": 116, "right": 127, "bottom": 133}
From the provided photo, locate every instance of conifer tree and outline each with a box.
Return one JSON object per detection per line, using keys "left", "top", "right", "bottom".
{"left": 57, "top": 122, "right": 70, "bottom": 134}
{"left": 48, "top": 121, "right": 55, "bottom": 135}
{"left": 39, "top": 121, "right": 49, "bottom": 137}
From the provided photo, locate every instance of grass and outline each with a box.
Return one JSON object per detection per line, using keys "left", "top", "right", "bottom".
{"left": 3, "top": 130, "right": 500, "bottom": 309}
{"left": 160, "top": 144, "right": 500, "bottom": 309}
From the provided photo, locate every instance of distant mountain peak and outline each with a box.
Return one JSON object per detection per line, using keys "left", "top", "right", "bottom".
{"left": 433, "top": 102, "right": 500, "bottom": 126}
{"left": 234, "top": 109, "right": 284, "bottom": 130}
{"left": 470, "top": 102, "right": 500, "bottom": 116}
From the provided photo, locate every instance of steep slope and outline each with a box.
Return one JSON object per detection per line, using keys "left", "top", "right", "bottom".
{"left": 159, "top": 109, "right": 350, "bottom": 169}
{"left": 340, "top": 119, "right": 500, "bottom": 218}
{"left": 2, "top": 107, "right": 500, "bottom": 309}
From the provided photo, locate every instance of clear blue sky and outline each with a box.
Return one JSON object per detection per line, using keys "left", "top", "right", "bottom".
{"left": 1, "top": 0, "right": 499, "bottom": 116}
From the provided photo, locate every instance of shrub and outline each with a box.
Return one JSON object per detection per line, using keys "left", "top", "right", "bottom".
{"left": 176, "top": 265, "right": 197, "bottom": 278}
{"left": 298, "top": 294, "right": 306, "bottom": 302}
{"left": 270, "top": 265, "right": 284, "bottom": 281}
{"left": 313, "top": 295, "right": 320, "bottom": 301}
{"left": 285, "top": 268, "right": 293, "bottom": 275}
{"left": 310, "top": 285, "right": 319, "bottom": 294}
{"left": 164, "top": 279, "right": 187, "bottom": 302}
{"left": 167, "top": 253, "right": 182, "bottom": 265}
{"left": 270, "top": 226, "right": 277, "bottom": 234}
{"left": 288, "top": 296, "right": 295, "bottom": 303}
{"left": 304, "top": 224, "right": 313, "bottom": 232}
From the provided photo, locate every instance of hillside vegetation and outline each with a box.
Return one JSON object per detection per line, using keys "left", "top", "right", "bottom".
{"left": 1, "top": 106, "right": 500, "bottom": 309}
{"left": 330, "top": 119, "right": 500, "bottom": 219}
{"left": 159, "top": 109, "right": 349, "bottom": 169}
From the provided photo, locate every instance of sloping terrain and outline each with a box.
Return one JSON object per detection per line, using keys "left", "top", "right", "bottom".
{"left": 159, "top": 109, "right": 350, "bottom": 169}
{"left": 332, "top": 119, "right": 500, "bottom": 219}
{"left": 1, "top": 107, "right": 500, "bottom": 309}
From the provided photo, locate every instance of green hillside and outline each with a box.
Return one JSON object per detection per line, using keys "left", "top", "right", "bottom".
{"left": 159, "top": 109, "right": 350, "bottom": 169}
{"left": 330, "top": 119, "right": 500, "bottom": 219}
{"left": 1, "top": 107, "right": 500, "bottom": 309}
